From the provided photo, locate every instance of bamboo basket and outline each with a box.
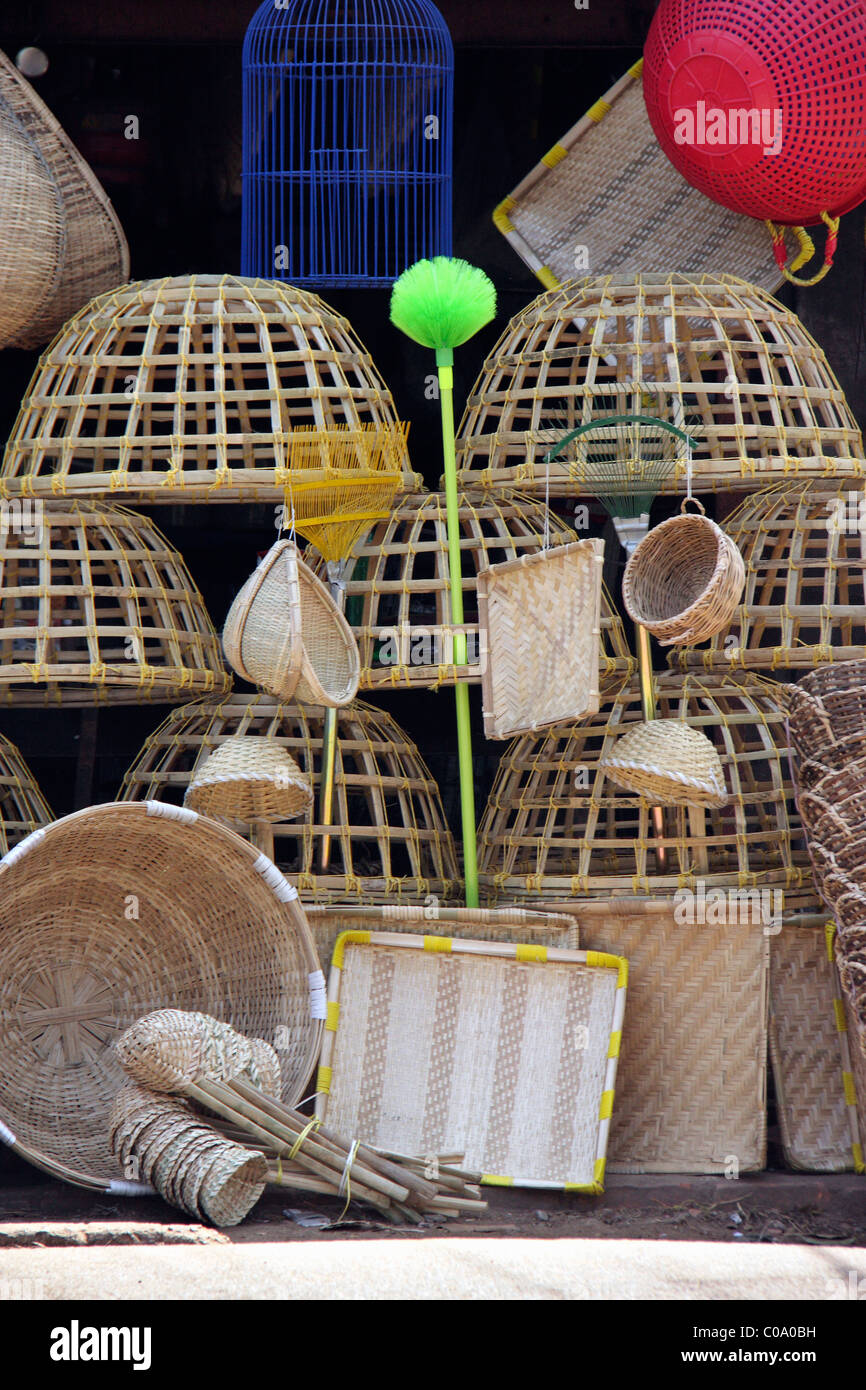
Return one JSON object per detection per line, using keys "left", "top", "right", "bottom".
{"left": 786, "top": 660, "right": 866, "bottom": 768}
{"left": 599, "top": 720, "right": 727, "bottom": 809}
{"left": 0, "top": 730, "right": 53, "bottom": 852}
{"left": 455, "top": 274, "right": 865, "bottom": 496}
{"left": 0, "top": 500, "right": 230, "bottom": 705}
{"left": 0, "top": 93, "right": 64, "bottom": 351}
{"left": 622, "top": 503, "right": 745, "bottom": 647}
{"left": 316, "top": 933, "right": 627, "bottom": 1192}
{"left": 670, "top": 484, "right": 866, "bottom": 674}
{"left": 494, "top": 60, "right": 783, "bottom": 293}
{"left": 0, "top": 802, "right": 323, "bottom": 1190}
{"left": 0, "top": 47, "right": 129, "bottom": 351}
{"left": 1, "top": 275, "right": 417, "bottom": 503}
{"left": 305, "top": 490, "right": 633, "bottom": 691}
{"left": 223, "top": 539, "right": 360, "bottom": 706}
{"left": 478, "top": 674, "right": 814, "bottom": 902}
{"left": 570, "top": 897, "right": 768, "bottom": 1174}
{"left": 118, "top": 694, "right": 460, "bottom": 904}
{"left": 184, "top": 736, "right": 313, "bottom": 825}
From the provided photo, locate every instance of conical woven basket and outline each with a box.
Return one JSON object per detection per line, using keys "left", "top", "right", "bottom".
{"left": 622, "top": 503, "right": 745, "bottom": 647}
{"left": 600, "top": 719, "right": 728, "bottom": 809}
{"left": 0, "top": 801, "right": 324, "bottom": 1190}
{"left": 0, "top": 95, "right": 64, "bottom": 350}
{"left": 184, "top": 736, "right": 313, "bottom": 824}
{"left": 222, "top": 540, "right": 360, "bottom": 707}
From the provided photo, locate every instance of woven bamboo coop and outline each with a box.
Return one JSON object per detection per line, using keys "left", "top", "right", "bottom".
{"left": 456, "top": 274, "right": 865, "bottom": 496}
{"left": 477, "top": 674, "right": 816, "bottom": 902}
{"left": 1, "top": 275, "right": 414, "bottom": 503}
{"left": 118, "top": 694, "right": 459, "bottom": 903}
{"left": 306, "top": 490, "right": 633, "bottom": 690}
{"left": 669, "top": 482, "right": 866, "bottom": 674}
{"left": 0, "top": 731, "right": 53, "bottom": 852}
{"left": 0, "top": 501, "right": 230, "bottom": 705}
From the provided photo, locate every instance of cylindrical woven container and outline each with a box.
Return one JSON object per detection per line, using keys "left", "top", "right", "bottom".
{"left": 0, "top": 802, "right": 324, "bottom": 1189}
{"left": 622, "top": 504, "right": 745, "bottom": 646}
{"left": 184, "top": 736, "right": 313, "bottom": 824}
{"left": 599, "top": 719, "right": 728, "bottom": 808}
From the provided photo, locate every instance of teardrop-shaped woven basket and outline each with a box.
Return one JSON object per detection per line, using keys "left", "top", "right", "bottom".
{"left": 184, "top": 736, "right": 313, "bottom": 824}
{"left": 222, "top": 540, "right": 360, "bottom": 707}
{"left": 599, "top": 719, "right": 729, "bottom": 809}
{"left": 622, "top": 504, "right": 746, "bottom": 646}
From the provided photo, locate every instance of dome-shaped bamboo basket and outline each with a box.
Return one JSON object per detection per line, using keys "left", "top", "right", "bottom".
{"left": 0, "top": 500, "right": 230, "bottom": 705}
{"left": 623, "top": 504, "right": 745, "bottom": 646}
{"left": 456, "top": 274, "right": 865, "bottom": 496}
{"left": 184, "top": 736, "right": 313, "bottom": 824}
{"left": 0, "top": 730, "right": 53, "bottom": 851}
{"left": 306, "top": 490, "right": 634, "bottom": 690}
{"left": 1, "top": 274, "right": 415, "bottom": 502}
{"left": 477, "top": 675, "right": 815, "bottom": 902}
{"left": 0, "top": 94, "right": 64, "bottom": 351}
{"left": 119, "top": 694, "right": 460, "bottom": 904}
{"left": 669, "top": 483, "right": 866, "bottom": 674}
{"left": 0, "top": 801, "right": 323, "bottom": 1189}
{"left": 599, "top": 719, "right": 728, "bottom": 809}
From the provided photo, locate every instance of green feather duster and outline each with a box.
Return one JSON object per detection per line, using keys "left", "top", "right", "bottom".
{"left": 390, "top": 256, "right": 496, "bottom": 351}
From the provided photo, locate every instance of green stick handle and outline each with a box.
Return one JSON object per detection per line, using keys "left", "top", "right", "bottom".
{"left": 437, "top": 346, "right": 479, "bottom": 909}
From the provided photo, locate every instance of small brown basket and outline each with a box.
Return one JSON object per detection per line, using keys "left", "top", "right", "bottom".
{"left": 184, "top": 736, "right": 313, "bottom": 824}
{"left": 599, "top": 719, "right": 728, "bottom": 809}
{"left": 622, "top": 500, "right": 745, "bottom": 647}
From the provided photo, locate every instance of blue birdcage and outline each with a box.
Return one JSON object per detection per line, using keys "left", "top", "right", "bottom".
{"left": 242, "top": 0, "right": 454, "bottom": 288}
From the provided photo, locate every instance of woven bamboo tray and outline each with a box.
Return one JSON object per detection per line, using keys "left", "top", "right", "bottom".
{"left": 0, "top": 730, "right": 53, "bottom": 853}
{"left": 769, "top": 923, "right": 865, "bottom": 1173}
{"left": 478, "top": 674, "right": 813, "bottom": 902}
{"left": 571, "top": 897, "right": 768, "bottom": 1174}
{"left": 494, "top": 60, "right": 783, "bottom": 292}
{"left": 316, "top": 933, "right": 627, "bottom": 1191}
{"left": 0, "top": 500, "right": 230, "bottom": 706}
{"left": 0, "top": 802, "right": 323, "bottom": 1190}
{"left": 1, "top": 275, "right": 416, "bottom": 503}
{"left": 118, "top": 694, "right": 460, "bottom": 904}
{"left": 0, "top": 47, "right": 129, "bottom": 351}
{"left": 306, "top": 490, "right": 633, "bottom": 691}
{"left": 456, "top": 274, "right": 864, "bottom": 497}
{"left": 478, "top": 538, "right": 603, "bottom": 738}
{"left": 0, "top": 92, "right": 64, "bottom": 351}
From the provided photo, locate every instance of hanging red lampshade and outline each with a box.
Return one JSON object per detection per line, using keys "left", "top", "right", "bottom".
{"left": 643, "top": 0, "right": 866, "bottom": 284}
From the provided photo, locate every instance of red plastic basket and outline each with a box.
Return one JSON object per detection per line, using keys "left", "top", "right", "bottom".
{"left": 643, "top": 0, "right": 866, "bottom": 268}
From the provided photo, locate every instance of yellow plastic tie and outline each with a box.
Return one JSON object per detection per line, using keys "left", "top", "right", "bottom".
{"left": 287, "top": 1115, "right": 322, "bottom": 1161}
{"left": 541, "top": 143, "right": 568, "bottom": 170}
{"left": 586, "top": 98, "right": 612, "bottom": 123}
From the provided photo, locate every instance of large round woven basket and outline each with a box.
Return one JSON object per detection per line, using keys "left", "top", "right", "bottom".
{"left": 0, "top": 94, "right": 64, "bottom": 351}
{"left": 478, "top": 674, "right": 814, "bottom": 901}
{"left": 0, "top": 500, "right": 230, "bottom": 705}
{"left": 0, "top": 730, "right": 53, "bottom": 852}
{"left": 306, "top": 490, "right": 634, "bottom": 690}
{"left": 119, "top": 694, "right": 460, "bottom": 904}
{"left": 0, "top": 801, "right": 323, "bottom": 1189}
{"left": 455, "top": 274, "right": 864, "bottom": 495}
{"left": 1, "top": 275, "right": 415, "bottom": 503}
{"left": 622, "top": 504, "right": 745, "bottom": 646}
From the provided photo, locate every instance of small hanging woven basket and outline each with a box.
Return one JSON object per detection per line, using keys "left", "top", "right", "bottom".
{"left": 599, "top": 718, "right": 728, "bottom": 809}
{"left": 184, "top": 736, "right": 313, "bottom": 824}
{"left": 222, "top": 540, "right": 360, "bottom": 707}
{"left": 622, "top": 499, "right": 745, "bottom": 646}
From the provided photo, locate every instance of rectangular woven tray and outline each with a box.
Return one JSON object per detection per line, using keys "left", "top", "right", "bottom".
{"left": 316, "top": 932, "right": 626, "bottom": 1191}
{"left": 494, "top": 60, "right": 784, "bottom": 292}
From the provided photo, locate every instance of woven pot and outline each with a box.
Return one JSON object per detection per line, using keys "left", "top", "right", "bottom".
{"left": 223, "top": 540, "right": 360, "bottom": 707}
{"left": 599, "top": 719, "right": 728, "bottom": 809}
{"left": 622, "top": 502, "right": 746, "bottom": 647}
{"left": 184, "top": 736, "right": 313, "bottom": 824}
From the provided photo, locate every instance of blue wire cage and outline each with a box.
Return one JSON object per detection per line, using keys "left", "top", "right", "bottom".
{"left": 242, "top": 0, "right": 454, "bottom": 288}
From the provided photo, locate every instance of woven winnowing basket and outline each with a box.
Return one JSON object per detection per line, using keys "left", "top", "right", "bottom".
{"left": 494, "top": 61, "right": 784, "bottom": 293}
{"left": 478, "top": 674, "right": 814, "bottom": 902}
{"left": 769, "top": 923, "right": 865, "bottom": 1173}
{"left": 622, "top": 506, "right": 745, "bottom": 647}
{"left": 0, "top": 95, "right": 64, "bottom": 351}
{"left": 455, "top": 274, "right": 864, "bottom": 496}
{"left": 118, "top": 694, "right": 460, "bottom": 904}
{"left": 670, "top": 484, "right": 866, "bottom": 674}
{"left": 1, "top": 275, "right": 415, "bottom": 503}
{"left": 0, "top": 731, "right": 53, "bottom": 853}
{"left": 0, "top": 48, "right": 128, "bottom": 351}
{"left": 572, "top": 898, "right": 767, "bottom": 1174}
{"left": 184, "top": 736, "right": 313, "bottom": 824}
{"left": 0, "top": 802, "right": 324, "bottom": 1189}
{"left": 306, "top": 490, "right": 633, "bottom": 691}
{"left": 0, "top": 500, "right": 230, "bottom": 706}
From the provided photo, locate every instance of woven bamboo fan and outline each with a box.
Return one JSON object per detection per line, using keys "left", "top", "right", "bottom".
{"left": 494, "top": 60, "right": 783, "bottom": 293}
{"left": 0, "top": 97, "right": 64, "bottom": 351}
{"left": 0, "top": 48, "right": 129, "bottom": 351}
{"left": 0, "top": 801, "right": 324, "bottom": 1190}
{"left": 455, "top": 274, "right": 864, "bottom": 496}
{"left": 306, "top": 490, "right": 633, "bottom": 691}
{"left": 184, "top": 736, "right": 313, "bottom": 825}
{"left": 222, "top": 540, "right": 360, "bottom": 706}
{"left": 0, "top": 730, "right": 53, "bottom": 852}
{"left": 477, "top": 538, "right": 604, "bottom": 738}
{"left": 478, "top": 674, "right": 813, "bottom": 901}
{"left": 0, "top": 500, "right": 230, "bottom": 705}
{"left": 1, "top": 275, "right": 416, "bottom": 502}
{"left": 599, "top": 720, "right": 728, "bottom": 809}
{"left": 316, "top": 933, "right": 627, "bottom": 1191}
{"left": 670, "top": 484, "right": 866, "bottom": 674}
{"left": 118, "top": 694, "right": 460, "bottom": 904}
